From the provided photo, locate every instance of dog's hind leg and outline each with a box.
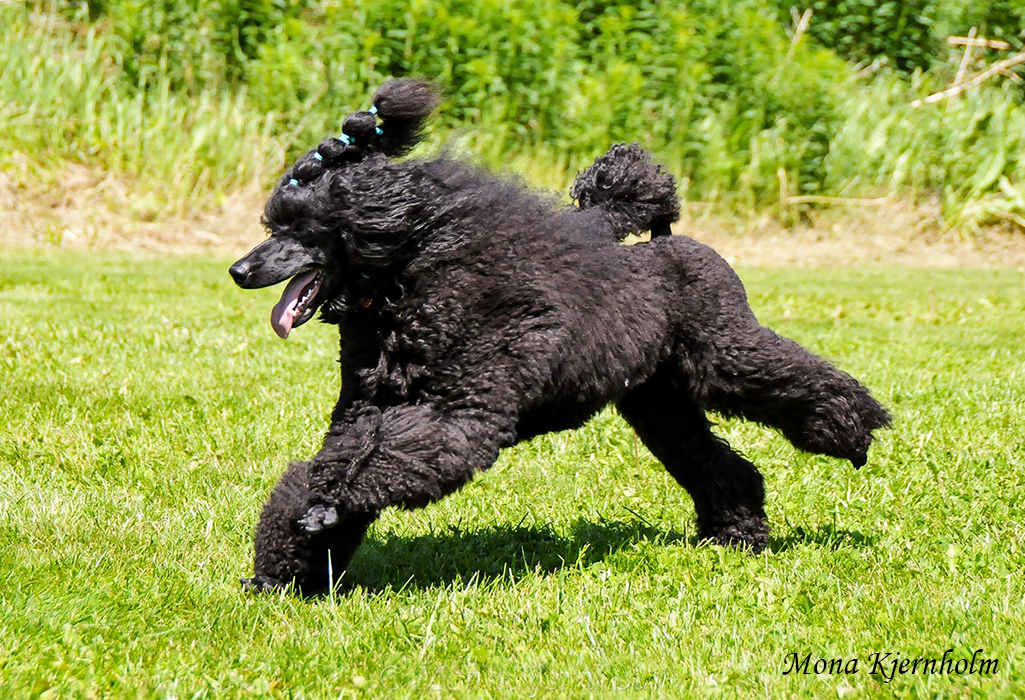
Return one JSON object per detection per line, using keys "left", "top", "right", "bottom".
{"left": 693, "top": 322, "right": 891, "bottom": 469}
{"left": 651, "top": 235, "right": 889, "bottom": 467}
{"left": 617, "top": 376, "right": 770, "bottom": 551}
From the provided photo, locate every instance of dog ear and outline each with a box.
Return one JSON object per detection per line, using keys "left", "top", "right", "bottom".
{"left": 371, "top": 79, "right": 441, "bottom": 157}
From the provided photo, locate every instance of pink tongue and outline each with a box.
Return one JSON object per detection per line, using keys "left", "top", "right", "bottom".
{"left": 270, "top": 271, "right": 318, "bottom": 339}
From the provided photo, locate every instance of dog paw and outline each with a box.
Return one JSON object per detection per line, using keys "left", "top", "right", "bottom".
{"left": 241, "top": 575, "right": 287, "bottom": 593}
{"left": 299, "top": 504, "right": 340, "bottom": 533}
{"left": 703, "top": 517, "right": 770, "bottom": 554}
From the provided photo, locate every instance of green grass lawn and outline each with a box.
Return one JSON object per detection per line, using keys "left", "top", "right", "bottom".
{"left": 1, "top": 252, "right": 1023, "bottom": 698}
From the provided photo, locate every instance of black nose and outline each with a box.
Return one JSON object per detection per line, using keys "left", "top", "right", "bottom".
{"left": 229, "top": 259, "right": 252, "bottom": 286}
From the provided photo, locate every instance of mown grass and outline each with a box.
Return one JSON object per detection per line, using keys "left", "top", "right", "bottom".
{"left": 1, "top": 252, "right": 1024, "bottom": 698}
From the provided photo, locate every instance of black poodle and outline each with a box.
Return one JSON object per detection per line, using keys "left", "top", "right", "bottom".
{"left": 229, "top": 79, "right": 891, "bottom": 595}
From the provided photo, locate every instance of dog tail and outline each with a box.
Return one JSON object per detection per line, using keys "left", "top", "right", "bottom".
{"left": 571, "top": 143, "right": 680, "bottom": 241}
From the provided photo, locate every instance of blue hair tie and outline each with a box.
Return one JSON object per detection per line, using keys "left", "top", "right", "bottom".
{"left": 314, "top": 152, "right": 323, "bottom": 161}
{"left": 334, "top": 106, "right": 380, "bottom": 148}
{"left": 288, "top": 178, "right": 299, "bottom": 187}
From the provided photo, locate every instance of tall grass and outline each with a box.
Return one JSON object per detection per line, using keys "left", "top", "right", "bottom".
{"left": 0, "top": 11, "right": 285, "bottom": 215}
{"left": 826, "top": 74, "right": 1025, "bottom": 229}
{"left": 4, "top": 2, "right": 1025, "bottom": 230}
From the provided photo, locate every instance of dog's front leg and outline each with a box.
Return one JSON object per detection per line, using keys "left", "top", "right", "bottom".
{"left": 301, "top": 401, "right": 516, "bottom": 532}
{"left": 245, "top": 459, "right": 378, "bottom": 595}
{"left": 248, "top": 401, "right": 513, "bottom": 594}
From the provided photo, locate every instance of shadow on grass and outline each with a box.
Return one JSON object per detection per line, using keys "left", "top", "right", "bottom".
{"left": 767, "top": 524, "right": 876, "bottom": 553}
{"left": 340, "top": 520, "right": 876, "bottom": 593}
{"left": 344, "top": 518, "right": 687, "bottom": 592}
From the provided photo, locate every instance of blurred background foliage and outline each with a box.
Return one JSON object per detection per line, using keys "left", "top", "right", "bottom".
{"left": 4, "top": 0, "right": 1025, "bottom": 229}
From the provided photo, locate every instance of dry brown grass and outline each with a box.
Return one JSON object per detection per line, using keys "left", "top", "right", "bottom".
{"left": 1, "top": 164, "right": 266, "bottom": 255}
{"left": 3, "top": 166, "right": 1024, "bottom": 267}
{"left": 678, "top": 200, "right": 1025, "bottom": 268}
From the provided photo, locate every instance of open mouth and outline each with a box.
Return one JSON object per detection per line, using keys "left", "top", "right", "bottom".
{"left": 270, "top": 269, "right": 322, "bottom": 339}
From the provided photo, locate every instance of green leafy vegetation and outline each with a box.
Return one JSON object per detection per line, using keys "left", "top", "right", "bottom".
{"left": 4, "top": 1, "right": 1025, "bottom": 230}
{"left": 1, "top": 253, "right": 1023, "bottom": 696}
{"left": 942, "top": 0, "right": 1025, "bottom": 45}
{"left": 781, "top": 0, "right": 940, "bottom": 72}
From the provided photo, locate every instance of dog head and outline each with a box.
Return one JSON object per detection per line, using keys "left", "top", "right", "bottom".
{"left": 229, "top": 79, "right": 440, "bottom": 338}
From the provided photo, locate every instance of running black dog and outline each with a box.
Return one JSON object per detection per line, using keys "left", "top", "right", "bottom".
{"left": 229, "top": 79, "right": 890, "bottom": 594}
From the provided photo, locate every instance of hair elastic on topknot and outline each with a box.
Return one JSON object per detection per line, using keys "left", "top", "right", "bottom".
{"left": 342, "top": 111, "right": 380, "bottom": 145}
{"left": 290, "top": 156, "right": 324, "bottom": 187}
{"left": 316, "top": 138, "right": 349, "bottom": 161}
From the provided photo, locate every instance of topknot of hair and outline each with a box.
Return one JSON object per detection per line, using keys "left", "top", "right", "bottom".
{"left": 292, "top": 154, "right": 324, "bottom": 183}
{"left": 368, "top": 79, "right": 441, "bottom": 158}
{"left": 372, "top": 79, "right": 441, "bottom": 121}
{"left": 316, "top": 137, "right": 357, "bottom": 163}
{"left": 343, "top": 112, "right": 379, "bottom": 145}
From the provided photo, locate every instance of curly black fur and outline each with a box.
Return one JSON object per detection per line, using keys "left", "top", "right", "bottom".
{"left": 571, "top": 143, "right": 680, "bottom": 239}
{"left": 229, "top": 80, "right": 891, "bottom": 595}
